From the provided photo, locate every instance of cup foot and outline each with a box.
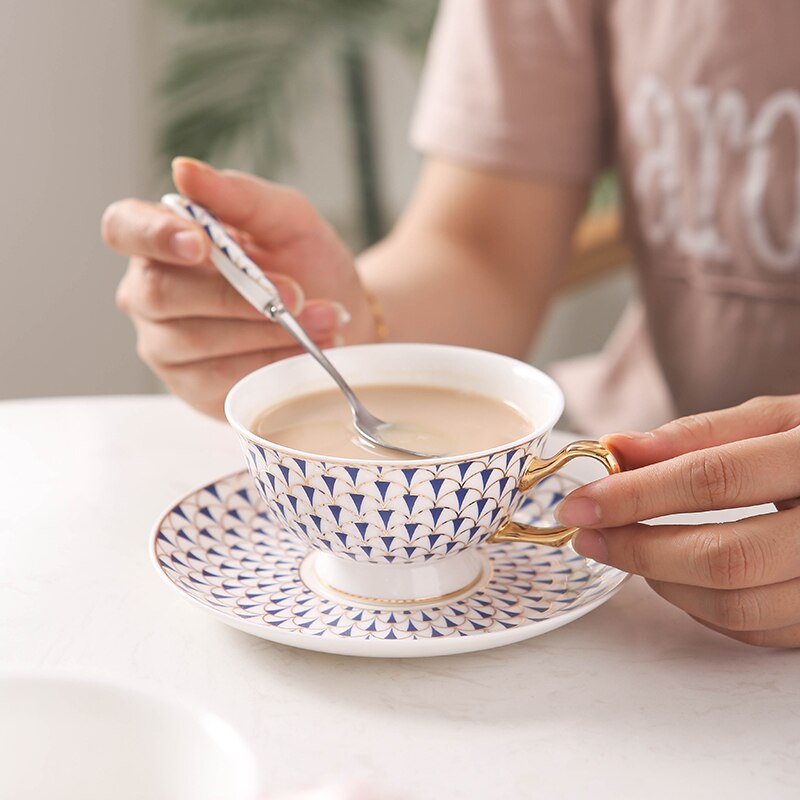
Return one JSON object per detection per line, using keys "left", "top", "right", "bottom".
{"left": 299, "top": 549, "right": 492, "bottom": 609}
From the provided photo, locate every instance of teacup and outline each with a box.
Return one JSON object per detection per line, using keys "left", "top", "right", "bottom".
{"left": 225, "top": 343, "right": 619, "bottom": 606}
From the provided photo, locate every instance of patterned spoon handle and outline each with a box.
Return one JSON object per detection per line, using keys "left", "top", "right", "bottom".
{"left": 161, "top": 193, "right": 286, "bottom": 319}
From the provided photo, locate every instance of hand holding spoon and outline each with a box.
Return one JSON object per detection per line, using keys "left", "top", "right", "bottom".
{"left": 161, "top": 194, "right": 440, "bottom": 459}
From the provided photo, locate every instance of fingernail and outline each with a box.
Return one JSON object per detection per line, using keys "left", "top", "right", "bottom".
{"left": 332, "top": 333, "right": 345, "bottom": 348}
{"left": 172, "top": 156, "right": 214, "bottom": 174}
{"left": 332, "top": 302, "right": 352, "bottom": 327}
{"left": 555, "top": 496, "right": 601, "bottom": 527}
{"left": 572, "top": 529, "right": 609, "bottom": 563}
{"left": 605, "top": 431, "right": 655, "bottom": 441}
{"left": 280, "top": 278, "right": 305, "bottom": 315}
{"left": 300, "top": 302, "right": 348, "bottom": 333}
{"left": 169, "top": 230, "right": 204, "bottom": 262}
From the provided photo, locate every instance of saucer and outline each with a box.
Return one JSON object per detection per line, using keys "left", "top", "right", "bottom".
{"left": 151, "top": 471, "right": 628, "bottom": 657}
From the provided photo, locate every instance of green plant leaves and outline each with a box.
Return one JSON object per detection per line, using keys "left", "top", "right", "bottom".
{"left": 158, "top": 0, "right": 436, "bottom": 173}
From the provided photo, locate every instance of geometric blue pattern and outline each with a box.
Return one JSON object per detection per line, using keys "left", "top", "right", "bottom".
{"left": 153, "top": 471, "right": 627, "bottom": 643}
{"left": 239, "top": 433, "right": 548, "bottom": 564}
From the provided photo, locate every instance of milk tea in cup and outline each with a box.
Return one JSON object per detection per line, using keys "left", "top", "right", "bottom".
{"left": 250, "top": 384, "right": 533, "bottom": 460}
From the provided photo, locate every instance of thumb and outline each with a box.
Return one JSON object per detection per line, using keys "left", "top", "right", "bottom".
{"left": 602, "top": 396, "right": 799, "bottom": 469}
{"left": 171, "top": 157, "right": 319, "bottom": 246}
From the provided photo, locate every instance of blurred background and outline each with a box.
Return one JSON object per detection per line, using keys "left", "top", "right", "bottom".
{"left": 0, "top": 0, "right": 633, "bottom": 403}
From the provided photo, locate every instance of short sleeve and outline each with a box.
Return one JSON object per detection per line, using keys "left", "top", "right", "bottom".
{"left": 410, "top": 0, "right": 609, "bottom": 182}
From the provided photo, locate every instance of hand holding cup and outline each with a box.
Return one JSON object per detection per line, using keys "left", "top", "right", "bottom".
{"left": 564, "top": 395, "right": 800, "bottom": 648}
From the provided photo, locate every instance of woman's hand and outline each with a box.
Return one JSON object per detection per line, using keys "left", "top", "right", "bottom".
{"left": 558, "top": 395, "right": 800, "bottom": 648}
{"left": 101, "top": 158, "right": 376, "bottom": 418}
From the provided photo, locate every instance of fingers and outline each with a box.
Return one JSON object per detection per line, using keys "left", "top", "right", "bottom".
{"left": 134, "top": 300, "right": 348, "bottom": 367}
{"left": 573, "top": 510, "right": 800, "bottom": 647}
{"left": 691, "top": 617, "right": 800, "bottom": 648}
{"left": 105, "top": 158, "right": 360, "bottom": 326}
{"left": 647, "top": 576, "right": 800, "bottom": 632}
{"left": 604, "top": 395, "right": 800, "bottom": 470}
{"left": 102, "top": 159, "right": 322, "bottom": 266}
{"left": 557, "top": 427, "right": 800, "bottom": 527}
{"left": 568, "top": 395, "right": 800, "bottom": 650}
{"left": 116, "top": 258, "right": 305, "bottom": 322}
{"left": 102, "top": 198, "right": 209, "bottom": 265}
{"left": 172, "top": 157, "right": 320, "bottom": 245}
{"left": 573, "top": 507, "right": 800, "bottom": 589}
{"left": 153, "top": 345, "right": 322, "bottom": 420}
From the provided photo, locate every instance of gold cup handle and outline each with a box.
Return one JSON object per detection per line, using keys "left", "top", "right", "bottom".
{"left": 489, "top": 440, "right": 620, "bottom": 548}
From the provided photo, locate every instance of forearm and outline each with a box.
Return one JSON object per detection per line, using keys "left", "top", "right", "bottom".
{"left": 356, "top": 159, "right": 589, "bottom": 357}
{"left": 358, "top": 231, "right": 546, "bottom": 357}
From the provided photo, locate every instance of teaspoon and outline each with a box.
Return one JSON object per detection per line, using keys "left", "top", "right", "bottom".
{"left": 161, "top": 193, "right": 440, "bottom": 459}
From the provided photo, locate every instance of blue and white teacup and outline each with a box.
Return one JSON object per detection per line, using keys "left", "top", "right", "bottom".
{"left": 225, "top": 344, "right": 618, "bottom": 606}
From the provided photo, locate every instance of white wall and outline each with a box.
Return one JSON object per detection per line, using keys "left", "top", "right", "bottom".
{"left": 0, "top": 0, "right": 158, "bottom": 399}
{"left": 0, "top": 5, "right": 630, "bottom": 402}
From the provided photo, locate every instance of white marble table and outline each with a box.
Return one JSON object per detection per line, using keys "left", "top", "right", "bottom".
{"left": 2, "top": 396, "right": 798, "bottom": 799}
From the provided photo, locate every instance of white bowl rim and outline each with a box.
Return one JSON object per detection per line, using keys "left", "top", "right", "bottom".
{"left": 0, "top": 669, "right": 259, "bottom": 791}
{"left": 224, "top": 342, "right": 565, "bottom": 466}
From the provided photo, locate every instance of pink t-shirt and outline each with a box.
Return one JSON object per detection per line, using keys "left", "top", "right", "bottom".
{"left": 411, "top": 0, "right": 800, "bottom": 417}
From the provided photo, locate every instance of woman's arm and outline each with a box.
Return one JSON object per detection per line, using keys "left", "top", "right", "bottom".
{"left": 359, "top": 158, "right": 589, "bottom": 356}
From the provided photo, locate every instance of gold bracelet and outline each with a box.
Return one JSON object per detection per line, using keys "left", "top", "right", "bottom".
{"left": 364, "top": 289, "right": 389, "bottom": 342}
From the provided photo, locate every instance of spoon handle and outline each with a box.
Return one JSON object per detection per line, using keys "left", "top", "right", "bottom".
{"left": 272, "top": 307, "right": 368, "bottom": 420}
{"left": 160, "top": 193, "right": 286, "bottom": 319}
{"left": 161, "top": 193, "right": 369, "bottom": 423}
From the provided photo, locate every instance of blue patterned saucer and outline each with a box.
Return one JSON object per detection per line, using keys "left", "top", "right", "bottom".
{"left": 151, "top": 472, "right": 628, "bottom": 657}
